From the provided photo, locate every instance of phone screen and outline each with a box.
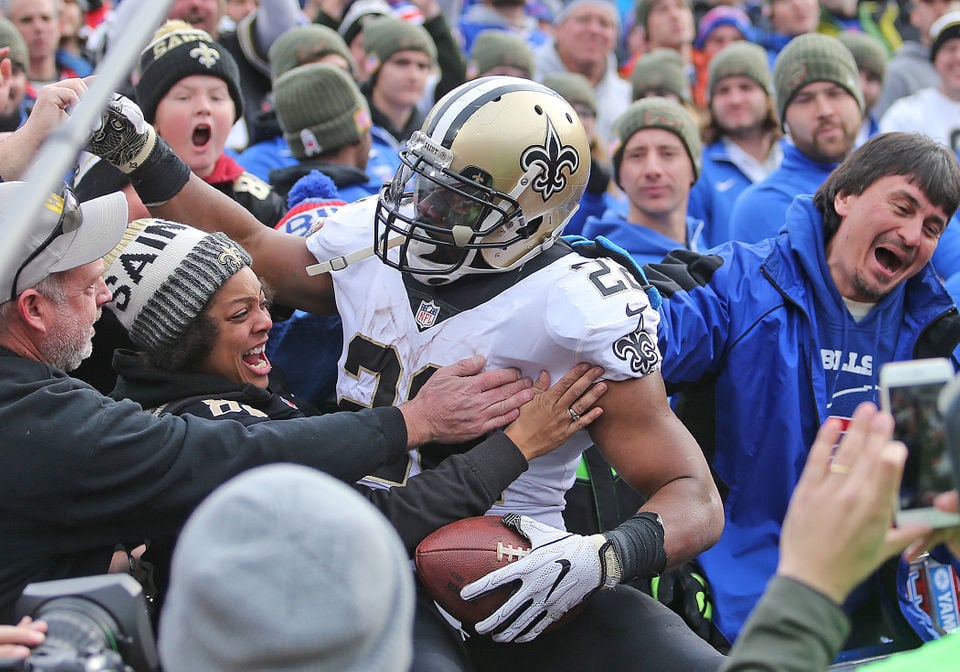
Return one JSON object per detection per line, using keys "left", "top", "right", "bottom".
{"left": 889, "top": 380, "right": 954, "bottom": 511}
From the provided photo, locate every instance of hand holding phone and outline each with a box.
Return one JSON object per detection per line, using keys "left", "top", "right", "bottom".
{"left": 879, "top": 358, "right": 960, "bottom": 529}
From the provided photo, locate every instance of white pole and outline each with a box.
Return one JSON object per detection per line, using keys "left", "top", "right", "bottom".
{"left": 0, "top": 0, "right": 175, "bottom": 284}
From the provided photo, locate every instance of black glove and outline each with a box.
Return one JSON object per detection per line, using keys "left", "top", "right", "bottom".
{"left": 650, "top": 561, "right": 714, "bottom": 642}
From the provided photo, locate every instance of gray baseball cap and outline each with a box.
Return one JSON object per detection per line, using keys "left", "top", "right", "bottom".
{"left": 4, "top": 181, "right": 128, "bottom": 300}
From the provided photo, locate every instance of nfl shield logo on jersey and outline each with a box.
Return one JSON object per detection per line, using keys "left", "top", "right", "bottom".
{"left": 416, "top": 300, "right": 441, "bottom": 330}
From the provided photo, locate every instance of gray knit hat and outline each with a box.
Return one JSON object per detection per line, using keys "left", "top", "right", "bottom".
{"left": 268, "top": 24, "right": 355, "bottom": 82}
{"left": 274, "top": 63, "right": 372, "bottom": 159}
{"left": 0, "top": 18, "right": 28, "bottom": 71}
{"left": 634, "top": 0, "right": 692, "bottom": 31}
{"left": 362, "top": 17, "right": 436, "bottom": 80}
{"left": 836, "top": 30, "right": 887, "bottom": 81}
{"left": 544, "top": 73, "right": 598, "bottom": 116}
{"left": 468, "top": 31, "right": 535, "bottom": 79}
{"left": 610, "top": 97, "right": 702, "bottom": 183}
{"left": 159, "top": 464, "right": 414, "bottom": 672}
{"left": 707, "top": 40, "right": 772, "bottom": 99}
{"left": 630, "top": 48, "right": 691, "bottom": 103}
{"left": 136, "top": 23, "right": 244, "bottom": 124}
{"left": 103, "top": 219, "right": 252, "bottom": 351}
{"left": 773, "top": 32, "right": 864, "bottom": 128}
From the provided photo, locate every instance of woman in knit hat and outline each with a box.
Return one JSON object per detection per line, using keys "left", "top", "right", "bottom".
{"left": 103, "top": 219, "right": 608, "bottom": 615}
{"left": 135, "top": 20, "right": 286, "bottom": 228}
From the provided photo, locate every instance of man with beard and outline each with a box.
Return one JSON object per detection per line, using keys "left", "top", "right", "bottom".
{"left": 646, "top": 131, "right": 960, "bottom": 649}
{"left": 688, "top": 41, "right": 783, "bottom": 248}
{"left": 727, "top": 33, "right": 863, "bottom": 244}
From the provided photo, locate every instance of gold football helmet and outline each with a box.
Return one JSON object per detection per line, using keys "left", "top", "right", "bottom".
{"left": 374, "top": 76, "right": 590, "bottom": 284}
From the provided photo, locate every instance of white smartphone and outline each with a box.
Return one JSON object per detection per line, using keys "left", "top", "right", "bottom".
{"left": 879, "top": 358, "right": 960, "bottom": 528}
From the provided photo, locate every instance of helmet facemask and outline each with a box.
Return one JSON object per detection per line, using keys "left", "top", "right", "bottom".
{"left": 373, "top": 77, "right": 590, "bottom": 285}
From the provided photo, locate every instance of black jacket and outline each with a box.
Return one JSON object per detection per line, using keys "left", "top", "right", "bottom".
{"left": 0, "top": 347, "right": 408, "bottom": 624}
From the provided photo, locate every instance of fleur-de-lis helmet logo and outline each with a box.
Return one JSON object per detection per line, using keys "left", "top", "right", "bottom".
{"left": 519, "top": 116, "right": 581, "bottom": 202}
{"left": 190, "top": 42, "right": 221, "bottom": 69}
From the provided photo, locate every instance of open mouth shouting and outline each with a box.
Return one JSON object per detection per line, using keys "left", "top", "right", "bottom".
{"left": 874, "top": 243, "right": 911, "bottom": 279}
{"left": 242, "top": 344, "right": 272, "bottom": 376}
{"left": 192, "top": 122, "right": 212, "bottom": 149}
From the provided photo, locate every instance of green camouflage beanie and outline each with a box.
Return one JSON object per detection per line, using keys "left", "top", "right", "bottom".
{"left": 773, "top": 33, "right": 864, "bottom": 129}
{"left": 274, "top": 63, "right": 372, "bottom": 160}
{"left": 610, "top": 97, "right": 702, "bottom": 184}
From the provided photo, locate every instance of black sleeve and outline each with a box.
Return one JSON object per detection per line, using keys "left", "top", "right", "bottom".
{"left": 358, "top": 431, "right": 528, "bottom": 555}
{"left": 4, "top": 382, "right": 409, "bottom": 540}
{"left": 423, "top": 13, "right": 466, "bottom": 103}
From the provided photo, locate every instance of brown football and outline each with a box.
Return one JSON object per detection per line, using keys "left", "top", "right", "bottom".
{"left": 414, "top": 515, "right": 586, "bottom": 635}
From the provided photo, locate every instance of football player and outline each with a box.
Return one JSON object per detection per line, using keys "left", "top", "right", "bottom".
{"left": 98, "top": 76, "right": 725, "bottom": 671}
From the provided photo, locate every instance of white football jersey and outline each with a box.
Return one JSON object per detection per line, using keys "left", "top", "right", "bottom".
{"left": 307, "top": 198, "right": 663, "bottom": 528}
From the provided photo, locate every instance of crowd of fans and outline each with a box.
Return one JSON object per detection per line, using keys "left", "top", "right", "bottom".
{"left": 1, "top": 0, "right": 960, "bottom": 670}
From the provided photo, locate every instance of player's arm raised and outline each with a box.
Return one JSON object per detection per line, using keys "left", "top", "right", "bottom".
{"left": 86, "top": 93, "right": 335, "bottom": 316}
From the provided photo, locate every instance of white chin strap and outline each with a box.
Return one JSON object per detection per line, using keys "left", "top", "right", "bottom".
{"left": 305, "top": 234, "right": 404, "bottom": 275}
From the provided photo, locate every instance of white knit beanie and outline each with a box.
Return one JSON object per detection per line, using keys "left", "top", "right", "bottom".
{"left": 103, "top": 219, "right": 252, "bottom": 351}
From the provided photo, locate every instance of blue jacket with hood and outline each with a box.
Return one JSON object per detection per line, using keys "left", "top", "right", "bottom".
{"left": 647, "top": 196, "right": 960, "bottom": 645}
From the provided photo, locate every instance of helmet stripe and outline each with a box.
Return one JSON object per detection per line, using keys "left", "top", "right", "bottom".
{"left": 427, "top": 77, "right": 556, "bottom": 147}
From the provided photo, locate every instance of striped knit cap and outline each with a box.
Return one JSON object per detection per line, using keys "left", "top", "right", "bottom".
{"left": 103, "top": 219, "right": 252, "bottom": 351}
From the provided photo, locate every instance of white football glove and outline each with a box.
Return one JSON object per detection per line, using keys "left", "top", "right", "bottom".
{"left": 460, "top": 513, "right": 608, "bottom": 643}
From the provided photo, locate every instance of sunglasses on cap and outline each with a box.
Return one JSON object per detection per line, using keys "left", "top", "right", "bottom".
{"left": 10, "top": 185, "right": 83, "bottom": 302}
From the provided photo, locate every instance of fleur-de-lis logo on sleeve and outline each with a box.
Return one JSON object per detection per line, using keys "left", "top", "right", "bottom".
{"left": 519, "top": 116, "right": 580, "bottom": 202}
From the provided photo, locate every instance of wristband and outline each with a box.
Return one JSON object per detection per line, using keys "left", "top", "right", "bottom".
{"left": 602, "top": 511, "right": 667, "bottom": 584}
{"left": 127, "top": 136, "right": 192, "bottom": 207}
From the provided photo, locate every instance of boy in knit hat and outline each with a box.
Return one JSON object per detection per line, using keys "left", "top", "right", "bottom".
{"left": 578, "top": 97, "right": 705, "bottom": 266}
{"left": 136, "top": 21, "right": 286, "bottom": 228}
{"left": 728, "top": 32, "right": 864, "bottom": 243}
{"left": 689, "top": 40, "right": 783, "bottom": 247}
{"left": 690, "top": 5, "right": 752, "bottom": 109}
{"left": 159, "top": 464, "right": 414, "bottom": 672}
{"left": 360, "top": 17, "right": 438, "bottom": 145}
{"left": 836, "top": 30, "right": 888, "bottom": 145}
